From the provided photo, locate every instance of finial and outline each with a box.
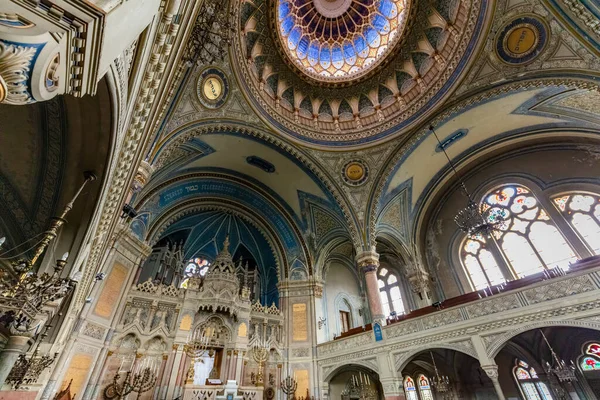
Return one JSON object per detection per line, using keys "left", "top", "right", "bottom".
{"left": 223, "top": 235, "right": 230, "bottom": 251}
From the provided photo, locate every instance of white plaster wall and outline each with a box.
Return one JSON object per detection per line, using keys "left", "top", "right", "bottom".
{"left": 323, "top": 262, "right": 364, "bottom": 342}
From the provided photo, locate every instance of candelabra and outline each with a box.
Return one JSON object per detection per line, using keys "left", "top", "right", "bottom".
{"left": 5, "top": 325, "right": 58, "bottom": 389}
{"left": 429, "top": 126, "right": 504, "bottom": 238}
{"left": 430, "top": 351, "right": 451, "bottom": 392}
{"left": 182, "top": 0, "right": 235, "bottom": 67}
{"left": 541, "top": 330, "right": 577, "bottom": 382}
{"left": 281, "top": 375, "right": 298, "bottom": 399}
{"left": 252, "top": 344, "right": 269, "bottom": 387}
{"left": 0, "top": 172, "right": 96, "bottom": 329}
{"left": 104, "top": 367, "right": 157, "bottom": 400}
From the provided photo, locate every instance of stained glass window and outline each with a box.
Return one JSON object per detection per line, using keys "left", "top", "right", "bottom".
{"left": 461, "top": 234, "right": 505, "bottom": 290}
{"left": 514, "top": 359, "right": 554, "bottom": 400}
{"left": 417, "top": 375, "right": 434, "bottom": 400}
{"left": 461, "top": 184, "right": 578, "bottom": 291}
{"left": 377, "top": 267, "right": 405, "bottom": 317}
{"left": 553, "top": 193, "right": 600, "bottom": 254}
{"left": 180, "top": 258, "right": 210, "bottom": 288}
{"left": 581, "top": 357, "right": 600, "bottom": 371}
{"left": 579, "top": 342, "right": 600, "bottom": 371}
{"left": 403, "top": 376, "right": 419, "bottom": 400}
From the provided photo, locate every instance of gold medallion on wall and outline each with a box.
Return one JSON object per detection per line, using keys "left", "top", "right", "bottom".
{"left": 342, "top": 159, "right": 369, "bottom": 187}
{"left": 196, "top": 67, "right": 229, "bottom": 109}
{"left": 496, "top": 16, "right": 548, "bottom": 65}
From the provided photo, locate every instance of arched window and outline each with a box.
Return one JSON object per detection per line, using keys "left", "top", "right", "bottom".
{"left": 403, "top": 376, "right": 419, "bottom": 400}
{"left": 417, "top": 374, "right": 434, "bottom": 400}
{"left": 461, "top": 235, "right": 505, "bottom": 290}
{"left": 579, "top": 342, "right": 600, "bottom": 371}
{"left": 461, "top": 184, "right": 578, "bottom": 291}
{"left": 180, "top": 258, "right": 210, "bottom": 288}
{"left": 377, "top": 268, "right": 405, "bottom": 317}
{"left": 553, "top": 193, "right": 600, "bottom": 255}
{"left": 513, "top": 359, "right": 553, "bottom": 400}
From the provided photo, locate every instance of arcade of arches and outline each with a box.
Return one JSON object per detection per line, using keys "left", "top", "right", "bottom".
{"left": 2, "top": 0, "right": 600, "bottom": 399}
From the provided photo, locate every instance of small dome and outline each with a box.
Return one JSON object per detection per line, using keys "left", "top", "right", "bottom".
{"left": 276, "top": 0, "right": 411, "bottom": 83}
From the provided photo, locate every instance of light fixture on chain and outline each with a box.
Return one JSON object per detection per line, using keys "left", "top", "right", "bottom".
{"left": 183, "top": 0, "right": 235, "bottom": 67}
{"left": 429, "top": 125, "right": 504, "bottom": 238}
{"left": 342, "top": 372, "right": 377, "bottom": 400}
{"left": 540, "top": 330, "right": 577, "bottom": 382}
{"left": 0, "top": 171, "right": 96, "bottom": 329}
{"left": 430, "top": 351, "right": 451, "bottom": 393}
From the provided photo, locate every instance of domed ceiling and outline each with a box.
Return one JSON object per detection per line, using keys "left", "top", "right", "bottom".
{"left": 234, "top": 0, "right": 488, "bottom": 147}
{"left": 276, "top": 0, "right": 410, "bottom": 83}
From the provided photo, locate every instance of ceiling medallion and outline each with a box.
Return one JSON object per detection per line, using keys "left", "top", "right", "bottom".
{"left": 342, "top": 159, "right": 369, "bottom": 186}
{"left": 496, "top": 16, "right": 547, "bottom": 65}
{"left": 196, "top": 67, "right": 230, "bottom": 109}
{"left": 275, "top": 0, "right": 411, "bottom": 84}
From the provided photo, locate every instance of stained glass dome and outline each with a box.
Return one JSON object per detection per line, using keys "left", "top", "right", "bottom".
{"left": 276, "top": 0, "right": 410, "bottom": 83}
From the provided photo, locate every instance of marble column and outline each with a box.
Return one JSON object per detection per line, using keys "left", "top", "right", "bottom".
{"left": 481, "top": 365, "right": 506, "bottom": 400}
{"left": 166, "top": 345, "right": 183, "bottom": 399}
{"left": 356, "top": 249, "right": 385, "bottom": 324}
{"left": 0, "top": 334, "right": 31, "bottom": 387}
{"left": 235, "top": 351, "right": 244, "bottom": 383}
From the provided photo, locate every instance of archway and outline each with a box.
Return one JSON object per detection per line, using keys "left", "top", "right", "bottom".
{"left": 326, "top": 364, "right": 383, "bottom": 400}
{"left": 494, "top": 326, "right": 600, "bottom": 399}
{"left": 399, "top": 348, "right": 493, "bottom": 399}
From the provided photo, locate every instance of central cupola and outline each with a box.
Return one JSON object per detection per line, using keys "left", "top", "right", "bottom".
{"left": 275, "top": 0, "right": 411, "bottom": 84}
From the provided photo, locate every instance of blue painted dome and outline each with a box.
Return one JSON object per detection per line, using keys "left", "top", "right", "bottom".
{"left": 276, "top": 0, "right": 410, "bottom": 83}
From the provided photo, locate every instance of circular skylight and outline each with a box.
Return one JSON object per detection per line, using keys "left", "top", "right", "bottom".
{"left": 276, "top": 0, "right": 410, "bottom": 83}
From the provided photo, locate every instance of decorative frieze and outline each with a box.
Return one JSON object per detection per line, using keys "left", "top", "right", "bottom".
{"left": 521, "top": 275, "right": 595, "bottom": 304}
{"left": 82, "top": 322, "right": 107, "bottom": 340}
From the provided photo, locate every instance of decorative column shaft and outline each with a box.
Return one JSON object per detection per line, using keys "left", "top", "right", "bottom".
{"left": 481, "top": 365, "right": 506, "bottom": 400}
{"left": 0, "top": 334, "right": 31, "bottom": 387}
{"left": 356, "top": 249, "right": 385, "bottom": 324}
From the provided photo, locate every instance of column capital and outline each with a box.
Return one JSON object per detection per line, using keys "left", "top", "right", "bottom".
{"left": 481, "top": 364, "right": 499, "bottom": 380}
{"left": 379, "top": 377, "right": 403, "bottom": 396}
{"left": 356, "top": 249, "right": 380, "bottom": 271}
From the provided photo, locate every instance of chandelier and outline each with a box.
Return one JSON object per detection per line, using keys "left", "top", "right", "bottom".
{"left": 541, "top": 330, "right": 577, "bottom": 382}
{"left": 6, "top": 325, "right": 58, "bottom": 389}
{"left": 0, "top": 172, "right": 96, "bottom": 329}
{"left": 429, "top": 126, "right": 504, "bottom": 238}
{"left": 430, "top": 351, "right": 451, "bottom": 392}
{"left": 183, "top": 0, "right": 235, "bottom": 67}
{"left": 341, "top": 372, "right": 377, "bottom": 400}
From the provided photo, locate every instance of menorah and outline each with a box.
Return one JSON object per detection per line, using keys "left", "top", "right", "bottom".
{"left": 104, "top": 367, "right": 157, "bottom": 400}
{"left": 251, "top": 344, "right": 269, "bottom": 387}
{"left": 280, "top": 375, "right": 297, "bottom": 399}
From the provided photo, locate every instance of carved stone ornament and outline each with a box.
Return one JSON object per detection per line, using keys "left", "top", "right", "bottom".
{"left": 481, "top": 365, "right": 499, "bottom": 380}
{"left": 0, "top": 41, "right": 37, "bottom": 104}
